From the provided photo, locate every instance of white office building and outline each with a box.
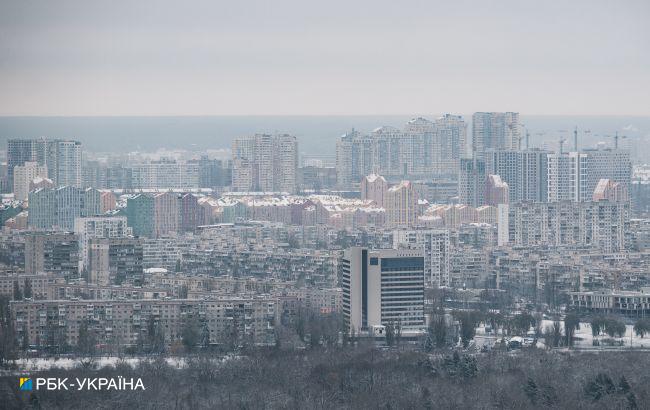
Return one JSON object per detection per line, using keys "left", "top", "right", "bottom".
{"left": 341, "top": 247, "right": 425, "bottom": 334}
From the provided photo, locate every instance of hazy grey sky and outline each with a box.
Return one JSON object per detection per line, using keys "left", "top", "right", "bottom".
{"left": 0, "top": 0, "right": 648, "bottom": 116}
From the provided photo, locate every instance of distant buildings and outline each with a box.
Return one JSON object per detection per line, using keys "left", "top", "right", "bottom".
{"left": 73, "top": 216, "right": 132, "bottom": 272}
{"left": 499, "top": 201, "right": 630, "bottom": 252}
{"left": 88, "top": 237, "right": 143, "bottom": 285}
{"left": 547, "top": 148, "right": 631, "bottom": 202}
{"left": 126, "top": 192, "right": 183, "bottom": 238}
{"left": 232, "top": 134, "right": 298, "bottom": 193}
{"left": 153, "top": 192, "right": 179, "bottom": 237}
{"left": 485, "top": 149, "right": 549, "bottom": 203}
{"left": 7, "top": 139, "right": 37, "bottom": 188}
{"left": 547, "top": 152, "right": 582, "bottom": 202}
{"left": 385, "top": 181, "right": 419, "bottom": 227}
{"left": 336, "top": 115, "right": 468, "bottom": 188}
{"left": 342, "top": 247, "right": 425, "bottom": 334}
{"left": 198, "top": 156, "right": 231, "bottom": 188}
{"left": 485, "top": 174, "right": 509, "bottom": 206}
{"left": 297, "top": 166, "right": 336, "bottom": 191}
{"left": 126, "top": 194, "right": 155, "bottom": 237}
{"left": 393, "top": 229, "right": 451, "bottom": 287}
{"left": 7, "top": 138, "right": 82, "bottom": 189}
{"left": 593, "top": 179, "right": 629, "bottom": 202}
{"left": 336, "top": 129, "right": 373, "bottom": 189}
{"left": 459, "top": 158, "right": 486, "bottom": 207}
{"left": 28, "top": 187, "right": 102, "bottom": 231}
{"left": 458, "top": 146, "right": 631, "bottom": 207}
{"left": 129, "top": 159, "right": 200, "bottom": 189}
{"left": 432, "top": 114, "right": 469, "bottom": 177}
{"left": 569, "top": 289, "right": 650, "bottom": 315}
{"left": 472, "top": 112, "right": 520, "bottom": 157}
{"left": 12, "top": 296, "right": 278, "bottom": 349}
{"left": 13, "top": 161, "right": 48, "bottom": 201}
{"left": 360, "top": 174, "right": 388, "bottom": 207}
{"left": 83, "top": 158, "right": 232, "bottom": 190}
{"left": 24, "top": 232, "right": 79, "bottom": 280}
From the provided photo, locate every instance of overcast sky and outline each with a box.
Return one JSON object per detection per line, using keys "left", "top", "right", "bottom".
{"left": 0, "top": 0, "right": 648, "bottom": 116}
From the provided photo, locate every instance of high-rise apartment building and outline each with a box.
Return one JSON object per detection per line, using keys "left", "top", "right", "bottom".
{"left": 24, "top": 232, "right": 79, "bottom": 280}
{"left": 88, "top": 237, "right": 143, "bottom": 285}
{"left": 13, "top": 161, "right": 48, "bottom": 201}
{"left": 580, "top": 148, "right": 631, "bottom": 201}
{"left": 7, "top": 139, "right": 38, "bottom": 189}
{"left": 498, "top": 201, "right": 630, "bottom": 252}
{"left": 7, "top": 138, "right": 82, "bottom": 188}
{"left": 198, "top": 156, "right": 230, "bottom": 188}
{"left": 126, "top": 194, "right": 155, "bottom": 237}
{"left": 433, "top": 114, "right": 468, "bottom": 176}
{"left": 74, "top": 216, "right": 132, "bottom": 272}
{"left": 472, "top": 112, "right": 520, "bottom": 157}
{"left": 393, "top": 229, "right": 451, "bottom": 287}
{"left": 547, "top": 148, "right": 631, "bottom": 202}
{"left": 385, "top": 181, "right": 419, "bottom": 227}
{"left": 336, "top": 115, "right": 468, "bottom": 188}
{"left": 126, "top": 192, "right": 181, "bottom": 238}
{"left": 153, "top": 192, "right": 179, "bottom": 237}
{"left": 341, "top": 247, "right": 425, "bottom": 334}
{"left": 336, "top": 129, "right": 374, "bottom": 189}
{"left": 232, "top": 134, "right": 298, "bottom": 193}
{"left": 129, "top": 159, "right": 200, "bottom": 189}
{"left": 485, "top": 149, "right": 549, "bottom": 203}
{"left": 28, "top": 187, "right": 102, "bottom": 231}
{"left": 179, "top": 193, "right": 201, "bottom": 232}
{"left": 403, "top": 118, "right": 435, "bottom": 176}
{"left": 459, "top": 158, "right": 486, "bottom": 207}
{"left": 52, "top": 140, "right": 83, "bottom": 187}
{"left": 547, "top": 152, "right": 583, "bottom": 202}
{"left": 360, "top": 174, "right": 388, "bottom": 207}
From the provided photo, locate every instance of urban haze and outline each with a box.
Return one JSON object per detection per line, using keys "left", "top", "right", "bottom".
{"left": 0, "top": 1, "right": 649, "bottom": 410}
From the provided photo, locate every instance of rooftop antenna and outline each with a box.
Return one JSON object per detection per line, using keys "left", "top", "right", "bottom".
{"left": 574, "top": 126, "right": 578, "bottom": 152}
{"left": 614, "top": 132, "right": 619, "bottom": 149}
{"left": 559, "top": 137, "right": 566, "bottom": 154}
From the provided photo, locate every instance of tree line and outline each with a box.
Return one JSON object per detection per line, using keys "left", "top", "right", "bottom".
{"left": 1, "top": 347, "right": 648, "bottom": 409}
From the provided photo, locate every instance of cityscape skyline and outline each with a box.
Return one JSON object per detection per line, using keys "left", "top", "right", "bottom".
{"left": 1, "top": 2, "right": 650, "bottom": 408}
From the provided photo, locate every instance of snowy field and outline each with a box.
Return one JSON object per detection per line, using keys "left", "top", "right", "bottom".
{"left": 475, "top": 320, "right": 650, "bottom": 350}
{"left": 8, "top": 355, "right": 239, "bottom": 372}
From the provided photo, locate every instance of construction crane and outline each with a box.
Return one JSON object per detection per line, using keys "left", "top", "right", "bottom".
{"left": 559, "top": 137, "right": 567, "bottom": 154}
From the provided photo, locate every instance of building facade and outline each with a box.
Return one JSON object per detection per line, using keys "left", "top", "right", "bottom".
{"left": 28, "top": 187, "right": 102, "bottom": 231}
{"left": 342, "top": 247, "right": 425, "bottom": 334}
{"left": 472, "top": 112, "right": 520, "bottom": 157}
{"left": 232, "top": 134, "right": 298, "bottom": 193}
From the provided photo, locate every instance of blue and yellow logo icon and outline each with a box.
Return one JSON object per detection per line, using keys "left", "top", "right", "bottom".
{"left": 19, "top": 377, "right": 32, "bottom": 391}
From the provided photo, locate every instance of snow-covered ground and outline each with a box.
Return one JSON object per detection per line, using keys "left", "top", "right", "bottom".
{"left": 541, "top": 320, "right": 650, "bottom": 349}
{"left": 10, "top": 355, "right": 238, "bottom": 372}
{"left": 12, "top": 356, "right": 185, "bottom": 371}
{"left": 475, "top": 320, "right": 650, "bottom": 350}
